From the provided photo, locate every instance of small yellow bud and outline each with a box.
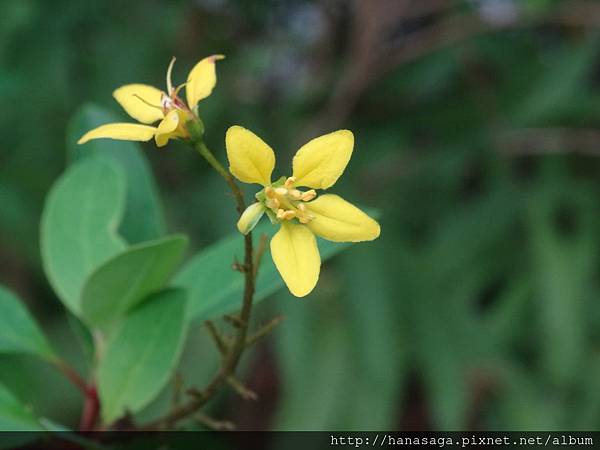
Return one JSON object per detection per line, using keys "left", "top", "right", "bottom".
{"left": 237, "top": 202, "right": 266, "bottom": 235}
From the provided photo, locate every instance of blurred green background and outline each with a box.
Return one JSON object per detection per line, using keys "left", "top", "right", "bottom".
{"left": 3, "top": 0, "right": 600, "bottom": 433}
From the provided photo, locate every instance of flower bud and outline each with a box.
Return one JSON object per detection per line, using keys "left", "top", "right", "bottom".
{"left": 237, "top": 202, "right": 266, "bottom": 235}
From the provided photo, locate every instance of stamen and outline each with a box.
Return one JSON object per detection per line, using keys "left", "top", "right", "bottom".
{"left": 266, "top": 198, "right": 280, "bottom": 210}
{"left": 174, "top": 82, "right": 187, "bottom": 96}
{"left": 265, "top": 187, "right": 275, "bottom": 198}
{"left": 133, "top": 94, "right": 164, "bottom": 111}
{"left": 301, "top": 190, "right": 317, "bottom": 202}
{"left": 276, "top": 209, "right": 295, "bottom": 220}
{"left": 166, "top": 57, "right": 176, "bottom": 94}
{"left": 284, "top": 177, "right": 296, "bottom": 189}
{"left": 296, "top": 203, "right": 312, "bottom": 224}
{"left": 275, "top": 187, "right": 288, "bottom": 196}
{"left": 288, "top": 189, "right": 302, "bottom": 200}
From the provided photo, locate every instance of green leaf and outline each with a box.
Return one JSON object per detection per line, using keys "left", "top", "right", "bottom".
{"left": 0, "top": 382, "right": 42, "bottom": 431}
{"left": 98, "top": 289, "right": 188, "bottom": 424}
{"left": 0, "top": 286, "right": 55, "bottom": 361}
{"left": 80, "top": 235, "right": 188, "bottom": 328}
{"left": 175, "top": 221, "right": 351, "bottom": 322}
{"left": 41, "top": 158, "right": 126, "bottom": 315}
{"left": 67, "top": 104, "right": 166, "bottom": 243}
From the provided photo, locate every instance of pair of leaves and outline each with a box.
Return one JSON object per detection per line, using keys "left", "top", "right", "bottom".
{"left": 41, "top": 156, "right": 187, "bottom": 329}
{"left": 39, "top": 157, "right": 188, "bottom": 423}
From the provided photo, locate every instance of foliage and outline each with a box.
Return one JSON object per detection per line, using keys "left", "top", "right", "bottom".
{"left": 2, "top": 0, "right": 600, "bottom": 436}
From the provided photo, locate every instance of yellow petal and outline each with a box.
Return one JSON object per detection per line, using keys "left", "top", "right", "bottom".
{"left": 292, "top": 130, "right": 354, "bottom": 189}
{"left": 225, "top": 126, "right": 275, "bottom": 186}
{"left": 237, "top": 202, "right": 266, "bottom": 235}
{"left": 113, "top": 84, "right": 165, "bottom": 124}
{"left": 306, "top": 194, "right": 380, "bottom": 242}
{"left": 154, "top": 110, "right": 181, "bottom": 147}
{"left": 186, "top": 54, "right": 225, "bottom": 109}
{"left": 77, "top": 123, "right": 157, "bottom": 144}
{"left": 270, "top": 222, "right": 320, "bottom": 297}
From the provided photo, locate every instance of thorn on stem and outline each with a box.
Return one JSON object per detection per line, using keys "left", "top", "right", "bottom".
{"left": 232, "top": 255, "right": 245, "bottom": 272}
{"left": 205, "top": 321, "right": 228, "bottom": 356}
{"left": 226, "top": 376, "right": 258, "bottom": 401}
{"left": 246, "top": 315, "right": 284, "bottom": 348}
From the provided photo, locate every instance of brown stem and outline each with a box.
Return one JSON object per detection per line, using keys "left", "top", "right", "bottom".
{"left": 140, "top": 139, "right": 256, "bottom": 430}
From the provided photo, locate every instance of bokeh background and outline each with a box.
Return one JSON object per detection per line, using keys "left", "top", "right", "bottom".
{"left": 2, "top": 0, "right": 600, "bottom": 434}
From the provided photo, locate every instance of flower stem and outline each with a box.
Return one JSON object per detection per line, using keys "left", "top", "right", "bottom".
{"left": 194, "top": 141, "right": 246, "bottom": 214}
{"left": 140, "top": 138, "right": 256, "bottom": 430}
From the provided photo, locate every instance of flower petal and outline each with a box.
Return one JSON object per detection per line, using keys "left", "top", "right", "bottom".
{"left": 237, "top": 202, "right": 266, "bottom": 235}
{"left": 225, "top": 126, "right": 275, "bottom": 186}
{"left": 77, "top": 123, "right": 157, "bottom": 144}
{"left": 113, "top": 84, "right": 165, "bottom": 124}
{"left": 270, "top": 222, "right": 320, "bottom": 297}
{"left": 292, "top": 130, "right": 354, "bottom": 189}
{"left": 306, "top": 194, "right": 380, "bottom": 242}
{"left": 186, "top": 54, "right": 225, "bottom": 109}
{"left": 154, "top": 110, "right": 181, "bottom": 147}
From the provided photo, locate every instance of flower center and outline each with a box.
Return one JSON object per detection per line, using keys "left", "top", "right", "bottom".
{"left": 263, "top": 177, "right": 316, "bottom": 224}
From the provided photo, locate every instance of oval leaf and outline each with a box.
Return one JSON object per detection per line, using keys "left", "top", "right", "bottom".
{"left": 0, "top": 286, "right": 55, "bottom": 361}
{"left": 98, "top": 289, "right": 188, "bottom": 424}
{"left": 80, "top": 235, "right": 188, "bottom": 328}
{"left": 67, "top": 104, "right": 166, "bottom": 243}
{"left": 41, "top": 158, "right": 126, "bottom": 315}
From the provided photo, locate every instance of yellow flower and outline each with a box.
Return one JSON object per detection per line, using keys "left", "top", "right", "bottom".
{"left": 226, "top": 126, "right": 380, "bottom": 297}
{"left": 78, "top": 55, "right": 224, "bottom": 148}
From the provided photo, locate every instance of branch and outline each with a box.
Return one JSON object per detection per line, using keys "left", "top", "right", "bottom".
{"left": 140, "top": 139, "right": 257, "bottom": 430}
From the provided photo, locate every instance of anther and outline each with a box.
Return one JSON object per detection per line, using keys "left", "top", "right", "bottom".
{"left": 266, "top": 198, "right": 280, "bottom": 210}
{"left": 276, "top": 209, "right": 295, "bottom": 220}
{"left": 275, "top": 187, "right": 288, "bottom": 196}
{"left": 284, "top": 177, "right": 296, "bottom": 189}
{"left": 265, "top": 187, "right": 275, "bottom": 198}
{"left": 301, "top": 190, "right": 317, "bottom": 201}
{"left": 288, "top": 189, "right": 302, "bottom": 200}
